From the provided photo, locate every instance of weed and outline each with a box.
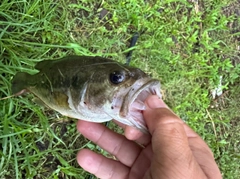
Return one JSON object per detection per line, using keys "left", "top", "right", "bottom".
{"left": 0, "top": 0, "right": 239, "bottom": 178}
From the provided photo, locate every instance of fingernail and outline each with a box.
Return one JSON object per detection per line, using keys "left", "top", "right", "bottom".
{"left": 145, "top": 95, "right": 168, "bottom": 109}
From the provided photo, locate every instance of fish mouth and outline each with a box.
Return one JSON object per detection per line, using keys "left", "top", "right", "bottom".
{"left": 120, "top": 78, "right": 161, "bottom": 132}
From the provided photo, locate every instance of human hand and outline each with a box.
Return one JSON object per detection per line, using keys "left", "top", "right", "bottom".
{"left": 76, "top": 95, "right": 222, "bottom": 179}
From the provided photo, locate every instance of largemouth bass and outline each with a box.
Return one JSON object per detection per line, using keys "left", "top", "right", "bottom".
{"left": 12, "top": 56, "right": 161, "bottom": 132}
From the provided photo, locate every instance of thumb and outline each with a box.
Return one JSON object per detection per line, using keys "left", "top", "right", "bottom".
{"left": 143, "top": 95, "right": 190, "bottom": 160}
{"left": 143, "top": 95, "right": 207, "bottom": 179}
{"left": 144, "top": 95, "right": 183, "bottom": 134}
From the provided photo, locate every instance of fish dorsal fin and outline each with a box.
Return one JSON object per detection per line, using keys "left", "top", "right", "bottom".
{"left": 12, "top": 72, "right": 31, "bottom": 94}
{"left": 35, "top": 60, "right": 54, "bottom": 70}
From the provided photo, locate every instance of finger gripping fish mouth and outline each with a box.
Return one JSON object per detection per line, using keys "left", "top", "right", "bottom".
{"left": 120, "top": 78, "right": 161, "bottom": 132}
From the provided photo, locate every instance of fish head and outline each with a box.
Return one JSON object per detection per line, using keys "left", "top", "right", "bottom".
{"left": 80, "top": 62, "right": 161, "bottom": 132}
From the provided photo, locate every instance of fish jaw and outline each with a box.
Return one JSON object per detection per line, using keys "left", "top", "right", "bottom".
{"left": 127, "top": 79, "right": 161, "bottom": 132}
{"left": 124, "top": 78, "right": 161, "bottom": 132}
{"left": 104, "top": 78, "right": 161, "bottom": 133}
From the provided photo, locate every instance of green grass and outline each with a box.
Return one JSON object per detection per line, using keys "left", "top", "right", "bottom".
{"left": 0, "top": 0, "right": 240, "bottom": 178}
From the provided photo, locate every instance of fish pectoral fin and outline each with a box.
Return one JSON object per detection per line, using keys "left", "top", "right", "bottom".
{"left": 52, "top": 92, "right": 71, "bottom": 109}
{"left": 32, "top": 98, "right": 48, "bottom": 108}
{"left": 33, "top": 92, "right": 70, "bottom": 111}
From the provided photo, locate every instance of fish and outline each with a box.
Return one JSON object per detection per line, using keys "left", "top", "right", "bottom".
{"left": 12, "top": 55, "right": 161, "bottom": 133}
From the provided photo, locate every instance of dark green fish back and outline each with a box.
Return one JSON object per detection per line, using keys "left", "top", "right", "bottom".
{"left": 35, "top": 59, "right": 54, "bottom": 70}
{"left": 12, "top": 56, "right": 117, "bottom": 95}
{"left": 35, "top": 55, "right": 115, "bottom": 71}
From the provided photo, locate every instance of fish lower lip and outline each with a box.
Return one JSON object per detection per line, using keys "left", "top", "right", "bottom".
{"left": 119, "top": 78, "right": 161, "bottom": 133}
{"left": 121, "top": 78, "right": 161, "bottom": 116}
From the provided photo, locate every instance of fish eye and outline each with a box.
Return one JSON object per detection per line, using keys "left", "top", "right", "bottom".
{"left": 110, "top": 71, "right": 125, "bottom": 84}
